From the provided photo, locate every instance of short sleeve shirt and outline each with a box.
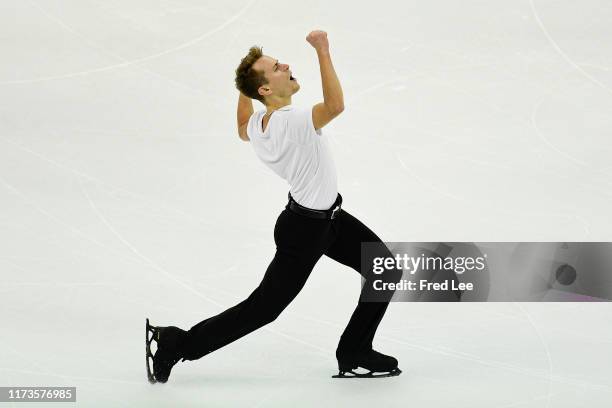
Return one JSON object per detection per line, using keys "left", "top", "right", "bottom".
{"left": 247, "top": 105, "right": 338, "bottom": 210}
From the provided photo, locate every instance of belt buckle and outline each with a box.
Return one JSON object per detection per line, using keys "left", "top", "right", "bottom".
{"left": 330, "top": 205, "right": 341, "bottom": 219}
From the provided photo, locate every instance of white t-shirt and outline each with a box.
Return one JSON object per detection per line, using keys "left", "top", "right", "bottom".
{"left": 247, "top": 104, "right": 338, "bottom": 210}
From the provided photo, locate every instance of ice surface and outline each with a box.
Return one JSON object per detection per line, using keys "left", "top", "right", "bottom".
{"left": 1, "top": 0, "right": 612, "bottom": 406}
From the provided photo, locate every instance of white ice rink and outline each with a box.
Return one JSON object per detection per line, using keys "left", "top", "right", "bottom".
{"left": 1, "top": 0, "right": 612, "bottom": 406}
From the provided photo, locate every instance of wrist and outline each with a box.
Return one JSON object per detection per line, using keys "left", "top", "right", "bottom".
{"left": 316, "top": 48, "right": 330, "bottom": 57}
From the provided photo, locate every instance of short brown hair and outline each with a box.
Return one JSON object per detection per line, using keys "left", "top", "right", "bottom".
{"left": 235, "top": 46, "right": 267, "bottom": 103}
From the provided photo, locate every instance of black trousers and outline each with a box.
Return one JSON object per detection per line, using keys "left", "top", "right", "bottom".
{"left": 181, "top": 197, "right": 398, "bottom": 362}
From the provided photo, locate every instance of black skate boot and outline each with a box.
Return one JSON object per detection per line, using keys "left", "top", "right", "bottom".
{"left": 333, "top": 349, "right": 401, "bottom": 378}
{"left": 145, "top": 318, "right": 187, "bottom": 384}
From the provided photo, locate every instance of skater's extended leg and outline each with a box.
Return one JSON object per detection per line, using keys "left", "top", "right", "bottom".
{"left": 181, "top": 248, "right": 321, "bottom": 360}
{"left": 181, "top": 209, "right": 333, "bottom": 361}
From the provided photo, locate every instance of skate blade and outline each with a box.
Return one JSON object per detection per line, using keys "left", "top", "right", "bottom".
{"left": 145, "top": 318, "right": 159, "bottom": 384}
{"left": 332, "top": 367, "right": 402, "bottom": 379}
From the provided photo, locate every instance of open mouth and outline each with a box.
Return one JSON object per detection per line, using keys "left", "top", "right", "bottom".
{"left": 290, "top": 75, "right": 296, "bottom": 81}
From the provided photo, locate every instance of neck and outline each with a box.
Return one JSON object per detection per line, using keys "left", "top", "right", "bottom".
{"left": 265, "top": 97, "right": 292, "bottom": 114}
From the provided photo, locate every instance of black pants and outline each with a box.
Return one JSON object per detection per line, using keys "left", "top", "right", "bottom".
{"left": 181, "top": 197, "right": 398, "bottom": 362}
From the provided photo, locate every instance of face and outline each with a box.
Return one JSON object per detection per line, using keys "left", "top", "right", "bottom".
{"left": 252, "top": 55, "right": 300, "bottom": 101}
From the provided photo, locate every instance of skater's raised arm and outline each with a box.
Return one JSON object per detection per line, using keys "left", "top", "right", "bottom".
{"left": 307, "top": 30, "right": 344, "bottom": 131}
{"left": 237, "top": 92, "right": 253, "bottom": 142}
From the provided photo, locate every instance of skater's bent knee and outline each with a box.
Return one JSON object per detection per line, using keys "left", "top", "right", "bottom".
{"left": 387, "top": 267, "right": 403, "bottom": 283}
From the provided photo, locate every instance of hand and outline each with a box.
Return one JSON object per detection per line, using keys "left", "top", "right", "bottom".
{"left": 306, "top": 30, "right": 329, "bottom": 52}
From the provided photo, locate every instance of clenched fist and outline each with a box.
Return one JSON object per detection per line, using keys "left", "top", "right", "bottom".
{"left": 306, "top": 30, "right": 329, "bottom": 52}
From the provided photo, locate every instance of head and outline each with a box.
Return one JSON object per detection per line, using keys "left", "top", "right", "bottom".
{"left": 235, "top": 46, "right": 300, "bottom": 106}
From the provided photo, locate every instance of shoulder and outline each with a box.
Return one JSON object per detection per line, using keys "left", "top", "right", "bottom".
{"left": 279, "top": 105, "right": 321, "bottom": 137}
{"left": 250, "top": 109, "right": 266, "bottom": 122}
{"left": 277, "top": 105, "right": 306, "bottom": 117}
{"left": 247, "top": 109, "right": 266, "bottom": 133}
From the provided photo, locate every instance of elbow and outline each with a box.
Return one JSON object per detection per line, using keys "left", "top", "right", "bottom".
{"left": 328, "top": 103, "right": 344, "bottom": 115}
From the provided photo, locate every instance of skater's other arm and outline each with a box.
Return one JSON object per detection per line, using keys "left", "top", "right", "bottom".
{"left": 237, "top": 92, "right": 253, "bottom": 142}
{"left": 307, "top": 30, "right": 344, "bottom": 131}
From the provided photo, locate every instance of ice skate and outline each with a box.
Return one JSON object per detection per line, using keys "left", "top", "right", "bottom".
{"left": 145, "top": 318, "right": 187, "bottom": 384}
{"left": 333, "top": 350, "right": 401, "bottom": 378}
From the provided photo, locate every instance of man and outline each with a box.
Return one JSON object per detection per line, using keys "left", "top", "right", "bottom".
{"left": 146, "top": 30, "right": 401, "bottom": 383}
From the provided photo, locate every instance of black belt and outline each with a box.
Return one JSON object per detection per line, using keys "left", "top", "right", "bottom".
{"left": 287, "top": 192, "right": 343, "bottom": 220}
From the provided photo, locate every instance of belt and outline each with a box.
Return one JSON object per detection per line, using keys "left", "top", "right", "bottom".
{"left": 287, "top": 192, "right": 343, "bottom": 220}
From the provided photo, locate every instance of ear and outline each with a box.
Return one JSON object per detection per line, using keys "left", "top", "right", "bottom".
{"left": 258, "top": 85, "right": 271, "bottom": 98}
